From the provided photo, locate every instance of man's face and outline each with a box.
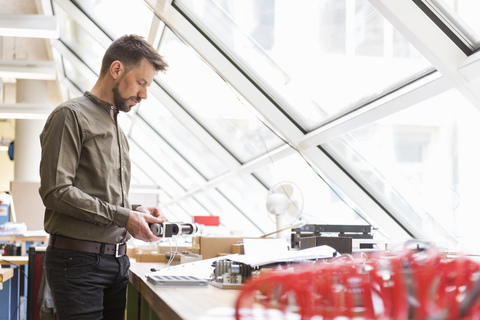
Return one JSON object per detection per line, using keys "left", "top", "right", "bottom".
{"left": 112, "top": 59, "right": 156, "bottom": 113}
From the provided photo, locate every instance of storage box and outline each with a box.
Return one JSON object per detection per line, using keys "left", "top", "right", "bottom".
{"left": 135, "top": 252, "right": 166, "bottom": 263}
{"left": 127, "top": 247, "right": 136, "bottom": 258}
{"left": 232, "top": 243, "right": 244, "bottom": 254}
{"left": 157, "top": 243, "right": 192, "bottom": 254}
{"left": 194, "top": 236, "right": 245, "bottom": 260}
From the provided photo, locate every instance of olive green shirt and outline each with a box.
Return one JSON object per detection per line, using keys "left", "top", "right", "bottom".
{"left": 39, "top": 91, "right": 132, "bottom": 244}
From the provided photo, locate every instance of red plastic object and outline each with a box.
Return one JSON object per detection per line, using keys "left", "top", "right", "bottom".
{"left": 193, "top": 216, "right": 220, "bottom": 226}
{"left": 234, "top": 242, "right": 480, "bottom": 320}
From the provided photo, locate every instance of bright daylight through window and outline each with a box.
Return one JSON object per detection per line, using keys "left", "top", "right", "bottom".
{"left": 176, "top": 0, "right": 433, "bottom": 130}
{"left": 46, "top": 0, "right": 480, "bottom": 252}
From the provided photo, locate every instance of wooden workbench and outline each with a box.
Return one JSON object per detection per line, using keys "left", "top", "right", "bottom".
{"left": 0, "top": 268, "right": 13, "bottom": 283}
{"left": 0, "top": 255, "right": 29, "bottom": 266}
{"left": 128, "top": 262, "right": 241, "bottom": 320}
{"left": 0, "top": 268, "right": 14, "bottom": 291}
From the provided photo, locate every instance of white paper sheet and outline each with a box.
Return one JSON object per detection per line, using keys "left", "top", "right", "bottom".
{"left": 243, "top": 238, "right": 288, "bottom": 255}
{"left": 227, "top": 245, "right": 337, "bottom": 267}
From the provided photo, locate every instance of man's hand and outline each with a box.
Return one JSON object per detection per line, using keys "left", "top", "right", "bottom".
{"left": 126, "top": 206, "right": 168, "bottom": 242}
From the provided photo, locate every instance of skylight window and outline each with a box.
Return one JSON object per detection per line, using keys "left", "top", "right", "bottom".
{"left": 324, "top": 88, "right": 480, "bottom": 253}
{"left": 175, "top": 0, "right": 432, "bottom": 131}
{"left": 72, "top": 0, "right": 153, "bottom": 39}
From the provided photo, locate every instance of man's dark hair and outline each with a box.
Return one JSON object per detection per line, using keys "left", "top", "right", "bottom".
{"left": 100, "top": 34, "right": 168, "bottom": 77}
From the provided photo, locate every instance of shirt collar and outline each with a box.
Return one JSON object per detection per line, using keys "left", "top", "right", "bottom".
{"left": 84, "top": 91, "right": 115, "bottom": 115}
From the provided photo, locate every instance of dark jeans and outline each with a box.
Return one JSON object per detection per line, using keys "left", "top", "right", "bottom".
{"left": 44, "top": 246, "right": 130, "bottom": 320}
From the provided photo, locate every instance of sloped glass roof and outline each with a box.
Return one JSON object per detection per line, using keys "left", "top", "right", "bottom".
{"left": 324, "top": 88, "right": 480, "bottom": 251}
{"left": 36, "top": 0, "right": 480, "bottom": 252}
{"left": 72, "top": 0, "right": 153, "bottom": 39}
{"left": 136, "top": 94, "right": 229, "bottom": 180}
{"left": 176, "top": 0, "right": 433, "bottom": 131}
{"left": 155, "top": 28, "right": 284, "bottom": 163}
{"left": 55, "top": 3, "right": 104, "bottom": 73}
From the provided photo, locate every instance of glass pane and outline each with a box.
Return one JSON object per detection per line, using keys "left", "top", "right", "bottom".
{"left": 178, "top": 197, "right": 211, "bottom": 218}
{"left": 72, "top": 0, "right": 153, "bottom": 39}
{"left": 137, "top": 94, "right": 228, "bottom": 179}
{"left": 131, "top": 162, "right": 156, "bottom": 186}
{"left": 62, "top": 57, "right": 93, "bottom": 93}
{"left": 217, "top": 177, "right": 274, "bottom": 234}
{"left": 54, "top": 2, "right": 103, "bottom": 74}
{"left": 193, "top": 190, "right": 261, "bottom": 236}
{"left": 162, "top": 203, "right": 190, "bottom": 222}
{"left": 253, "top": 152, "right": 375, "bottom": 234}
{"left": 130, "top": 120, "right": 202, "bottom": 190}
{"left": 128, "top": 141, "right": 184, "bottom": 201}
{"left": 324, "top": 89, "right": 480, "bottom": 253}
{"left": 167, "top": 201, "right": 195, "bottom": 223}
{"left": 156, "top": 28, "right": 283, "bottom": 163}
{"left": 176, "top": 0, "right": 432, "bottom": 131}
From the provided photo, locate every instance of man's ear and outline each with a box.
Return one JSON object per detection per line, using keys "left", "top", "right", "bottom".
{"left": 110, "top": 60, "right": 123, "bottom": 80}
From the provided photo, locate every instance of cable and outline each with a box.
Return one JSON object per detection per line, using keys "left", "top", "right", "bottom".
{"left": 166, "top": 237, "right": 177, "bottom": 267}
{"left": 151, "top": 236, "right": 178, "bottom": 272}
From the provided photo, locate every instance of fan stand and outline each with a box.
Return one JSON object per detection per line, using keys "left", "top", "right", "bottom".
{"left": 265, "top": 181, "right": 304, "bottom": 244}
{"left": 275, "top": 214, "right": 291, "bottom": 243}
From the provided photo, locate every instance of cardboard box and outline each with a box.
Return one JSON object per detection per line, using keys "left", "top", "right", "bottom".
{"left": 132, "top": 247, "right": 160, "bottom": 260}
{"left": 232, "top": 243, "right": 244, "bottom": 254}
{"left": 135, "top": 252, "right": 166, "bottom": 263}
{"left": 195, "top": 236, "right": 245, "bottom": 260}
{"left": 157, "top": 243, "right": 192, "bottom": 254}
{"left": 216, "top": 253, "right": 230, "bottom": 257}
{"left": 193, "top": 236, "right": 278, "bottom": 259}
{"left": 133, "top": 246, "right": 159, "bottom": 254}
{"left": 127, "top": 247, "right": 136, "bottom": 258}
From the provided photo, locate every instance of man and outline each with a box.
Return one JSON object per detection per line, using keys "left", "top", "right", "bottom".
{"left": 39, "top": 34, "right": 168, "bottom": 319}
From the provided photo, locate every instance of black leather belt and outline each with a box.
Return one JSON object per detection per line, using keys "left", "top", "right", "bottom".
{"left": 49, "top": 235, "right": 127, "bottom": 258}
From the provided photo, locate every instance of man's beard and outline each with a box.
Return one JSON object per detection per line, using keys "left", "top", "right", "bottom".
{"left": 112, "top": 82, "right": 140, "bottom": 113}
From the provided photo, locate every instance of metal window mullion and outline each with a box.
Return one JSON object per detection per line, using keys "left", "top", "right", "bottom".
{"left": 63, "top": 77, "right": 83, "bottom": 98}
{"left": 150, "top": 3, "right": 306, "bottom": 147}
{"left": 159, "top": 144, "right": 295, "bottom": 207}
{"left": 301, "top": 147, "right": 413, "bottom": 240}
{"left": 298, "top": 71, "right": 451, "bottom": 150}
{"left": 148, "top": 83, "right": 242, "bottom": 170}
{"left": 370, "top": 0, "right": 480, "bottom": 113}
{"left": 53, "top": 0, "right": 112, "bottom": 48}
{"left": 52, "top": 40, "right": 98, "bottom": 85}
{"left": 132, "top": 115, "right": 209, "bottom": 187}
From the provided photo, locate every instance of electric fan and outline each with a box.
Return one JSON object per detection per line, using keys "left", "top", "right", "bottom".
{"left": 265, "top": 181, "right": 304, "bottom": 239}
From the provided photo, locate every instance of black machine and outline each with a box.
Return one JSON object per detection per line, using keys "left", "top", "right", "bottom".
{"left": 291, "top": 224, "right": 373, "bottom": 250}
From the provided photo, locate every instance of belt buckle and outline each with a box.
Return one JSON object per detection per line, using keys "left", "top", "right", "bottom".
{"left": 115, "top": 243, "right": 122, "bottom": 258}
